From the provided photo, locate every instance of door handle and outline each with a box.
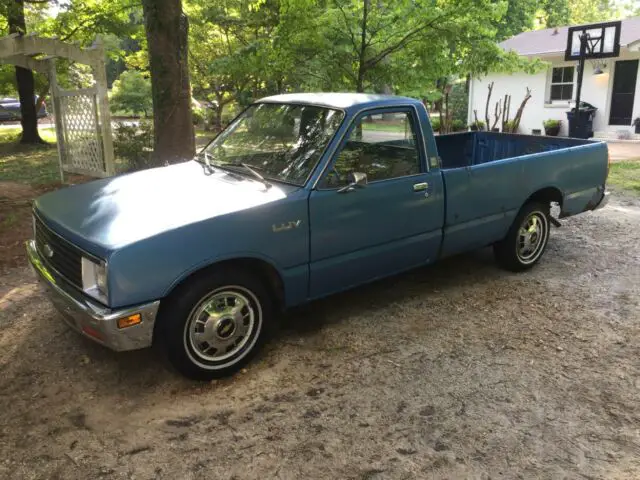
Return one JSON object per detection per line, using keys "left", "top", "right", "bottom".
{"left": 413, "top": 182, "right": 428, "bottom": 192}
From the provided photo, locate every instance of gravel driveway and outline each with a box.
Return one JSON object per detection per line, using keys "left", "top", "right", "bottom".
{"left": 1, "top": 194, "right": 639, "bottom": 480}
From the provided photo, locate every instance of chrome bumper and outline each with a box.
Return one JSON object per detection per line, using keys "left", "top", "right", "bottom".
{"left": 26, "top": 240, "right": 160, "bottom": 351}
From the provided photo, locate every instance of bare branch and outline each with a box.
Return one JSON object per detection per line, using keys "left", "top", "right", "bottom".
{"left": 473, "top": 110, "right": 482, "bottom": 130}
{"left": 484, "top": 81, "right": 493, "bottom": 129}
{"left": 491, "top": 100, "right": 502, "bottom": 131}
{"left": 511, "top": 88, "right": 532, "bottom": 132}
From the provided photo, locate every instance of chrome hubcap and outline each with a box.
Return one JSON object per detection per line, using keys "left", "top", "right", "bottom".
{"left": 186, "top": 290, "right": 255, "bottom": 362}
{"left": 517, "top": 212, "right": 547, "bottom": 263}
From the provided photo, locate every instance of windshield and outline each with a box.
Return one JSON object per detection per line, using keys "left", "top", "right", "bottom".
{"left": 199, "top": 103, "right": 344, "bottom": 185}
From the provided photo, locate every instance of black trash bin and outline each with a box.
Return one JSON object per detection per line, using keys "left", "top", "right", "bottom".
{"left": 566, "top": 101, "right": 597, "bottom": 139}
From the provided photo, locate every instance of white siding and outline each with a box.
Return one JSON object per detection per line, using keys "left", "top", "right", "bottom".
{"left": 468, "top": 49, "right": 640, "bottom": 136}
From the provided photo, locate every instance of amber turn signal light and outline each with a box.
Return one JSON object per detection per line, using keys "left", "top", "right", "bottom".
{"left": 117, "top": 313, "right": 142, "bottom": 329}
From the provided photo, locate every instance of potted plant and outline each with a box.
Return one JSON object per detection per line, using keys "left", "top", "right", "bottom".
{"left": 504, "top": 120, "right": 519, "bottom": 133}
{"left": 543, "top": 119, "right": 561, "bottom": 136}
{"left": 470, "top": 120, "right": 485, "bottom": 131}
{"left": 633, "top": 117, "right": 640, "bottom": 134}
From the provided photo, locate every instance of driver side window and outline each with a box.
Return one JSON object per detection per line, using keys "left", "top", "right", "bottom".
{"left": 321, "top": 110, "right": 420, "bottom": 188}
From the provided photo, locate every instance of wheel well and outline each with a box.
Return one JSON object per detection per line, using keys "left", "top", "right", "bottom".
{"left": 524, "top": 187, "right": 563, "bottom": 210}
{"left": 167, "top": 258, "right": 286, "bottom": 311}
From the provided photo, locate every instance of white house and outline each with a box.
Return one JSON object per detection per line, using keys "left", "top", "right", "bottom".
{"left": 467, "top": 17, "right": 640, "bottom": 138}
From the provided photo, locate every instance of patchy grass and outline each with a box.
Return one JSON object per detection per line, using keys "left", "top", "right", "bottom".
{"left": 362, "top": 121, "right": 406, "bottom": 133}
{"left": 195, "top": 128, "right": 217, "bottom": 138}
{"left": 195, "top": 129, "right": 217, "bottom": 148}
{"left": 0, "top": 210, "right": 19, "bottom": 228}
{"left": 608, "top": 159, "right": 640, "bottom": 196}
{"left": 0, "top": 128, "right": 60, "bottom": 185}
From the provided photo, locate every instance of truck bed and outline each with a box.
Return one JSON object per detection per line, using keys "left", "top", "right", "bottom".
{"left": 435, "top": 132, "right": 594, "bottom": 169}
{"left": 434, "top": 132, "right": 609, "bottom": 258}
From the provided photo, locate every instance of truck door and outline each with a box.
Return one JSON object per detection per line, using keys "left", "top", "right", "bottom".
{"left": 308, "top": 107, "right": 444, "bottom": 299}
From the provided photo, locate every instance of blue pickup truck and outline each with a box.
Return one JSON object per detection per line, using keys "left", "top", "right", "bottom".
{"left": 27, "top": 93, "right": 609, "bottom": 379}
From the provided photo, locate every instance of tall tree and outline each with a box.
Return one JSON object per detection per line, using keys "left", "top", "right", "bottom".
{"left": 494, "top": 0, "right": 538, "bottom": 41}
{"left": 310, "top": 0, "right": 521, "bottom": 94}
{"left": 5, "top": 0, "right": 43, "bottom": 144}
{"left": 141, "top": 0, "right": 194, "bottom": 165}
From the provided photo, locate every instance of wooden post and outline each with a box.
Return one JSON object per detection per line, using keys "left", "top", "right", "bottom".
{"left": 92, "top": 38, "right": 115, "bottom": 176}
{"left": 48, "top": 58, "right": 66, "bottom": 183}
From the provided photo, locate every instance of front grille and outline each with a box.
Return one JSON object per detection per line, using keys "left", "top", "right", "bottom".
{"left": 34, "top": 215, "right": 83, "bottom": 288}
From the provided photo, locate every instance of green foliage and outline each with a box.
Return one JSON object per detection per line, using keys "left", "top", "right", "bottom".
{"left": 448, "top": 83, "right": 468, "bottom": 124}
{"left": 567, "top": 0, "right": 632, "bottom": 24}
{"left": 539, "top": 0, "right": 570, "bottom": 28}
{"left": 430, "top": 118, "right": 441, "bottom": 133}
{"left": 7, "top": 0, "right": 633, "bottom": 151}
{"left": 451, "top": 119, "right": 467, "bottom": 132}
{"left": 504, "top": 119, "right": 519, "bottom": 132}
{"left": 495, "top": 0, "right": 539, "bottom": 41}
{"left": 192, "top": 106, "right": 206, "bottom": 126}
{"left": 113, "top": 121, "right": 154, "bottom": 171}
{"left": 110, "top": 70, "right": 152, "bottom": 117}
{"left": 0, "top": 65, "right": 17, "bottom": 97}
{"left": 543, "top": 119, "right": 561, "bottom": 128}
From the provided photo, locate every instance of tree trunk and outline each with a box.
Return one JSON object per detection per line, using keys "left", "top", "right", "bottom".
{"left": 142, "top": 0, "right": 194, "bottom": 165}
{"left": 8, "top": 0, "right": 43, "bottom": 144}
{"left": 355, "top": 0, "right": 369, "bottom": 93}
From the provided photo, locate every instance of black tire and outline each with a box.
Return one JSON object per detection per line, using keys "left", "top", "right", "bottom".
{"left": 494, "top": 202, "right": 551, "bottom": 272}
{"left": 157, "top": 267, "right": 273, "bottom": 380}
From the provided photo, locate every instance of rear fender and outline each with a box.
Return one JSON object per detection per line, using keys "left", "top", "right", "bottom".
{"left": 559, "top": 185, "right": 607, "bottom": 218}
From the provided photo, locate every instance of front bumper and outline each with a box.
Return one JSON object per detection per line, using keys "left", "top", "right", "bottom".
{"left": 26, "top": 240, "right": 160, "bottom": 351}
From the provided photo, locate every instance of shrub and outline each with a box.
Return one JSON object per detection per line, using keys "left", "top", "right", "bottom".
{"left": 113, "top": 121, "right": 154, "bottom": 172}
{"left": 543, "top": 119, "right": 561, "bottom": 128}
{"left": 430, "top": 117, "right": 441, "bottom": 133}
{"left": 109, "top": 71, "right": 152, "bottom": 118}
{"left": 448, "top": 83, "right": 469, "bottom": 124}
{"left": 451, "top": 119, "right": 467, "bottom": 132}
{"left": 192, "top": 106, "right": 206, "bottom": 126}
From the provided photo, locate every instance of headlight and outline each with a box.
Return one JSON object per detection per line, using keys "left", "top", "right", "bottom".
{"left": 81, "top": 257, "right": 108, "bottom": 303}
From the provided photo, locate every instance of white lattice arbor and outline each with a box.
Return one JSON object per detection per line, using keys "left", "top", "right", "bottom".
{"left": 0, "top": 33, "right": 115, "bottom": 181}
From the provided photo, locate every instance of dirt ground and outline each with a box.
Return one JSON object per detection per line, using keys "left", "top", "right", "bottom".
{"left": 1, "top": 191, "right": 639, "bottom": 479}
{"left": 607, "top": 142, "right": 640, "bottom": 162}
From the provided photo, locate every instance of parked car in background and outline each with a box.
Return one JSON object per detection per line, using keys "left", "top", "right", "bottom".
{"left": 27, "top": 93, "right": 609, "bottom": 380}
{"left": 0, "top": 96, "right": 48, "bottom": 121}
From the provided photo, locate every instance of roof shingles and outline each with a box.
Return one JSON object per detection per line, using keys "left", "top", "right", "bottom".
{"left": 499, "top": 16, "right": 640, "bottom": 57}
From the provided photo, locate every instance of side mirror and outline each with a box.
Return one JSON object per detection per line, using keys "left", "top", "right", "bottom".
{"left": 337, "top": 171, "right": 368, "bottom": 193}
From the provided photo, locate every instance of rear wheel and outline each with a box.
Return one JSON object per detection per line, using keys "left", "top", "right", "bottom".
{"left": 494, "top": 202, "right": 550, "bottom": 272}
{"left": 158, "top": 268, "right": 273, "bottom": 380}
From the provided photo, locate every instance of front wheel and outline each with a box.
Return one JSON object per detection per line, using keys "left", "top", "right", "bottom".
{"left": 157, "top": 268, "right": 273, "bottom": 380}
{"left": 494, "top": 202, "right": 551, "bottom": 272}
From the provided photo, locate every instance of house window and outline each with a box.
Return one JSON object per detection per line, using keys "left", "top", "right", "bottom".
{"left": 550, "top": 66, "right": 575, "bottom": 101}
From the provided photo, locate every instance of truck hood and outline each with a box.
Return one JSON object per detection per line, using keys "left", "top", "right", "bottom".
{"left": 34, "top": 160, "right": 295, "bottom": 255}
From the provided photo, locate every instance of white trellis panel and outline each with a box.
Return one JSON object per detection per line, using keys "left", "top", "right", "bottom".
{"left": 0, "top": 33, "right": 115, "bottom": 181}
{"left": 57, "top": 88, "right": 108, "bottom": 177}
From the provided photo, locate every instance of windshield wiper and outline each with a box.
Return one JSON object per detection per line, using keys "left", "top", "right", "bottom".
{"left": 196, "top": 151, "right": 214, "bottom": 171}
{"left": 239, "top": 163, "right": 272, "bottom": 190}
{"left": 197, "top": 155, "right": 273, "bottom": 189}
